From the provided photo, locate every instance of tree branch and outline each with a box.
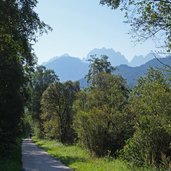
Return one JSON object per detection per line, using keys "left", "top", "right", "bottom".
{"left": 152, "top": 53, "right": 171, "bottom": 69}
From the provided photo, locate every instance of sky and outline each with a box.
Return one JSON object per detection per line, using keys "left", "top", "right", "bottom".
{"left": 33, "top": 0, "right": 157, "bottom": 64}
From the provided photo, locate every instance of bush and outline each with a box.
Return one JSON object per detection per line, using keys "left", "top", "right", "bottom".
{"left": 0, "top": 139, "right": 22, "bottom": 171}
{"left": 120, "top": 115, "right": 171, "bottom": 167}
{"left": 74, "top": 108, "right": 133, "bottom": 156}
{"left": 73, "top": 73, "right": 131, "bottom": 156}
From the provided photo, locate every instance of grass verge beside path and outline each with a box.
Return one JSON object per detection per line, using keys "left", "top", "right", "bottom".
{"left": 33, "top": 137, "right": 158, "bottom": 171}
{"left": 0, "top": 139, "right": 22, "bottom": 171}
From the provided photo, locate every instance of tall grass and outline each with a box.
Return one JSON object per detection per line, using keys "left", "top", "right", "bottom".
{"left": 0, "top": 139, "right": 22, "bottom": 171}
{"left": 33, "top": 137, "right": 158, "bottom": 171}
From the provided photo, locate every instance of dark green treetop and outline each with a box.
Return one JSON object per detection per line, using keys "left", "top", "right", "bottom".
{"left": 86, "top": 55, "right": 115, "bottom": 87}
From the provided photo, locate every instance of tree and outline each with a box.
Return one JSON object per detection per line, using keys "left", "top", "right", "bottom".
{"left": 85, "top": 55, "right": 115, "bottom": 87}
{"left": 0, "top": 56, "right": 24, "bottom": 151}
{"left": 73, "top": 72, "right": 132, "bottom": 156}
{"left": 121, "top": 115, "right": 171, "bottom": 167}
{"left": 0, "top": 0, "right": 50, "bottom": 152}
{"left": 129, "top": 68, "right": 171, "bottom": 117}
{"left": 0, "top": 0, "right": 51, "bottom": 67}
{"left": 120, "top": 68, "right": 171, "bottom": 167}
{"left": 28, "top": 65, "right": 58, "bottom": 137}
{"left": 41, "top": 81, "right": 80, "bottom": 143}
{"left": 100, "top": 0, "right": 171, "bottom": 52}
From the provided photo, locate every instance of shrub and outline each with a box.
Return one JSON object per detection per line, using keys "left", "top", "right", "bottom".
{"left": 74, "top": 108, "right": 133, "bottom": 156}
{"left": 120, "top": 115, "right": 171, "bottom": 167}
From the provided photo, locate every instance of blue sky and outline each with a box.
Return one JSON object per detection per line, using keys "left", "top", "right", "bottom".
{"left": 33, "top": 0, "right": 157, "bottom": 64}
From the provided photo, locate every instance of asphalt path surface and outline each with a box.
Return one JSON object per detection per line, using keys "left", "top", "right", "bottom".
{"left": 22, "top": 139, "right": 72, "bottom": 171}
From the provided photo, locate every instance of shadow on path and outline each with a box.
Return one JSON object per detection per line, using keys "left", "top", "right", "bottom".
{"left": 22, "top": 139, "right": 72, "bottom": 171}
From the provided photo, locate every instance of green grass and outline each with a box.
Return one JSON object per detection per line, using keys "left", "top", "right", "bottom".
{"left": 0, "top": 140, "right": 22, "bottom": 171}
{"left": 33, "top": 137, "right": 158, "bottom": 171}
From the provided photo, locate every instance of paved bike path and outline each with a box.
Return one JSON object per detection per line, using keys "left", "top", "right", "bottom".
{"left": 22, "top": 139, "right": 72, "bottom": 171}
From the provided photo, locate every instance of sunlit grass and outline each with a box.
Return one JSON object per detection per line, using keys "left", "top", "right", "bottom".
{"left": 33, "top": 137, "right": 159, "bottom": 171}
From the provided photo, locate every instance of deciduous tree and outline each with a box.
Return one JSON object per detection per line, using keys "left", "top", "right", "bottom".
{"left": 121, "top": 68, "right": 171, "bottom": 166}
{"left": 28, "top": 65, "right": 58, "bottom": 137}
{"left": 74, "top": 57, "right": 131, "bottom": 156}
{"left": 41, "top": 81, "right": 79, "bottom": 143}
{"left": 0, "top": 0, "right": 50, "bottom": 151}
{"left": 100, "top": 0, "right": 171, "bottom": 52}
{"left": 85, "top": 55, "right": 115, "bottom": 87}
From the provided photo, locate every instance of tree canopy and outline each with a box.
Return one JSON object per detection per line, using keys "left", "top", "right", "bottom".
{"left": 74, "top": 56, "right": 130, "bottom": 156}
{"left": 0, "top": 0, "right": 51, "bottom": 152}
{"left": 41, "top": 81, "right": 80, "bottom": 143}
{"left": 28, "top": 65, "right": 58, "bottom": 137}
{"left": 100, "top": 0, "right": 171, "bottom": 52}
{"left": 0, "top": 0, "right": 51, "bottom": 66}
{"left": 121, "top": 68, "right": 171, "bottom": 166}
{"left": 86, "top": 55, "right": 115, "bottom": 87}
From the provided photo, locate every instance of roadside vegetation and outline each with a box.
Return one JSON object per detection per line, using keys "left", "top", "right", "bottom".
{"left": 1, "top": 1, "right": 171, "bottom": 170}
{"left": 0, "top": 139, "right": 22, "bottom": 171}
{"left": 33, "top": 137, "right": 159, "bottom": 171}
{"left": 0, "top": 0, "right": 50, "bottom": 168}
{"left": 27, "top": 55, "right": 171, "bottom": 171}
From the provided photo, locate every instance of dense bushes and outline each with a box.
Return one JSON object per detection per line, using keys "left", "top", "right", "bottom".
{"left": 0, "top": 138, "right": 22, "bottom": 171}
{"left": 73, "top": 108, "right": 133, "bottom": 156}
{"left": 73, "top": 67, "right": 171, "bottom": 168}
{"left": 73, "top": 73, "right": 133, "bottom": 156}
{"left": 120, "top": 68, "right": 171, "bottom": 167}
{"left": 121, "top": 115, "right": 171, "bottom": 166}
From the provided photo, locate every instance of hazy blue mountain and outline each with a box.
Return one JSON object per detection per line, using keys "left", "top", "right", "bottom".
{"left": 44, "top": 54, "right": 88, "bottom": 82}
{"left": 129, "top": 53, "right": 161, "bottom": 67}
{"left": 43, "top": 50, "right": 170, "bottom": 87}
{"left": 114, "top": 56, "right": 171, "bottom": 87}
{"left": 79, "top": 56, "right": 171, "bottom": 88}
{"left": 86, "top": 48, "right": 161, "bottom": 67}
{"left": 87, "top": 47, "right": 128, "bottom": 66}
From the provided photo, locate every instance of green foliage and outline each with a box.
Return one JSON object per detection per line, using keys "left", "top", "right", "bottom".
{"left": 0, "top": 0, "right": 51, "bottom": 74}
{"left": 0, "top": 0, "right": 50, "bottom": 151}
{"left": 130, "top": 68, "right": 171, "bottom": 117}
{"left": 0, "top": 139, "right": 22, "bottom": 171}
{"left": 74, "top": 108, "right": 133, "bottom": 157}
{"left": 28, "top": 65, "right": 58, "bottom": 137}
{"left": 26, "top": 57, "right": 171, "bottom": 170}
{"left": 0, "top": 56, "right": 24, "bottom": 151}
{"left": 120, "top": 68, "right": 171, "bottom": 168}
{"left": 33, "top": 137, "right": 158, "bottom": 171}
{"left": 100, "top": 0, "right": 171, "bottom": 52}
{"left": 85, "top": 55, "right": 115, "bottom": 87}
{"left": 73, "top": 73, "right": 131, "bottom": 156}
{"left": 100, "top": 0, "right": 121, "bottom": 9}
{"left": 121, "top": 115, "right": 171, "bottom": 167}
{"left": 73, "top": 57, "right": 132, "bottom": 156}
{"left": 41, "top": 81, "right": 80, "bottom": 143}
{"left": 22, "top": 111, "right": 34, "bottom": 137}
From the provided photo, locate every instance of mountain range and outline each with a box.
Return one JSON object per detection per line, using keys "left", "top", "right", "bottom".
{"left": 86, "top": 48, "right": 161, "bottom": 67}
{"left": 114, "top": 57, "right": 171, "bottom": 87}
{"left": 44, "top": 54, "right": 88, "bottom": 82}
{"left": 43, "top": 48, "right": 171, "bottom": 87}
